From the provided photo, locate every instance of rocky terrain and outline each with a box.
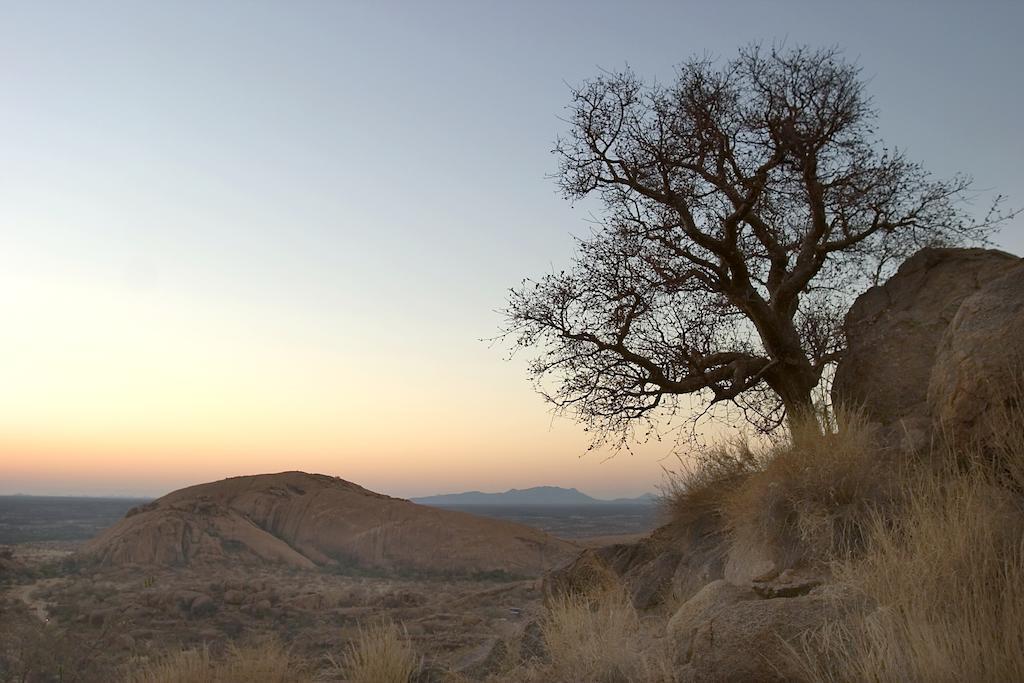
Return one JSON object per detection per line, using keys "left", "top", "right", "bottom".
{"left": 0, "top": 546, "right": 558, "bottom": 681}
{"left": 81, "top": 471, "right": 577, "bottom": 577}
{"left": 538, "top": 246, "right": 1024, "bottom": 681}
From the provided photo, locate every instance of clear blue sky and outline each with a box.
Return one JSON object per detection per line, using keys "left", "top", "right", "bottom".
{"left": 1, "top": 0, "right": 1021, "bottom": 497}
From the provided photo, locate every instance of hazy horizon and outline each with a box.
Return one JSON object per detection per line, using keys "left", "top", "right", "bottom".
{"left": 3, "top": 1, "right": 1022, "bottom": 499}
{"left": 0, "top": 480, "right": 659, "bottom": 501}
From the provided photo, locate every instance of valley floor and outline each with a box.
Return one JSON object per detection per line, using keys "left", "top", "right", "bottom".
{"left": 1, "top": 540, "right": 559, "bottom": 681}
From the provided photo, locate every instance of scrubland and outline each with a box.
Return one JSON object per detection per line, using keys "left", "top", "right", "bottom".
{"left": 4, "top": 400, "right": 1024, "bottom": 682}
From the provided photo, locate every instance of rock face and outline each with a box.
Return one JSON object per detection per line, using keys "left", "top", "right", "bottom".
{"left": 543, "top": 509, "right": 727, "bottom": 610}
{"left": 668, "top": 583, "right": 851, "bottom": 683}
{"left": 80, "top": 472, "right": 577, "bottom": 576}
{"left": 833, "top": 248, "right": 1021, "bottom": 436}
{"left": 929, "top": 264, "right": 1024, "bottom": 442}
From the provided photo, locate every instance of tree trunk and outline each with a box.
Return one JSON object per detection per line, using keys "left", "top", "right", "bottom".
{"left": 782, "top": 389, "right": 818, "bottom": 435}
{"left": 770, "top": 368, "right": 820, "bottom": 437}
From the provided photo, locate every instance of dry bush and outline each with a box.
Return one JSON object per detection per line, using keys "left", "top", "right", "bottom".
{"left": 124, "top": 640, "right": 303, "bottom": 683}
{"left": 662, "top": 410, "right": 890, "bottom": 569}
{"left": 661, "top": 434, "right": 765, "bottom": 528}
{"left": 721, "top": 410, "right": 890, "bottom": 567}
{"left": 327, "top": 620, "right": 418, "bottom": 683}
{"left": 534, "top": 590, "right": 675, "bottom": 683}
{"left": 792, "top": 399, "right": 1024, "bottom": 683}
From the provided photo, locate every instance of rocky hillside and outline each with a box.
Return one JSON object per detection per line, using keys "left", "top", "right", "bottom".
{"left": 533, "top": 247, "right": 1024, "bottom": 682}
{"left": 80, "top": 471, "right": 577, "bottom": 576}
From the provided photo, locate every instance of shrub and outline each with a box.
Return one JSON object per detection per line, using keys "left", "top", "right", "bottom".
{"left": 661, "top": 435, "right": 764, "bottom": 529}
{"left": 0, "top": 606, "right": 117, "bottom": 682}
{"left": 793, "top": 464, "right": 1024, "bottom": 681}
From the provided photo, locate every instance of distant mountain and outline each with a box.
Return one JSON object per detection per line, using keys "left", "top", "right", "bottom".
{"left": 607, "top": 492, "right": 659, "bottom": 505}
{"left": 412, "top": 486, "right": 658, "bottom": 506}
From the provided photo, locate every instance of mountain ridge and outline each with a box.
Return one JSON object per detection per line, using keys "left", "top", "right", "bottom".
{"left": 412, "top": 485, "right": 658, "bottom": 506}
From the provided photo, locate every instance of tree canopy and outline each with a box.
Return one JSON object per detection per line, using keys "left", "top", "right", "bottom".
{"left": 504, "top": 45, "right": 1009, "bottom": 445}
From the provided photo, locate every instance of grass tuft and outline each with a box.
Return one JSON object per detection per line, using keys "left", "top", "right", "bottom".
{"left": 722, "top": 409, "right": 889, "bottom": 567}
{"left": 327, "top": 620, "right": 419, "bottom": 683}
{"left": 537, "top": 589, "right": 674, "bottom": 683}
{"left": 663, "top": 409, "right": 890, "bottom": 570}
{"left": 124, "top": 640, "right": 303, "bottom": 683}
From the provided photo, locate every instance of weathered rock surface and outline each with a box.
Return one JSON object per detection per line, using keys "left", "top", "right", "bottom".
{"left": 723, "top": 536, "right": 778, "bottom": 586}
{"left": 80, "top": 472, "right": 577, "bottom": 576}
{"left": 833, "top": 248, "right": 1020, "bottom": 438}
{"left": 543, "top": 546, "right": 625, "bottom": 604}
{"left": 929, "top": 262, "right": 1024, "bottom": 443}
{"left": 544, "top": 511, "right": 726, "bottom": 610}
{"left": 666, "top": 580, "right": 755, "bottom": 653}
{"left": 670, "top": 583, "right": 850, "bottom": 683}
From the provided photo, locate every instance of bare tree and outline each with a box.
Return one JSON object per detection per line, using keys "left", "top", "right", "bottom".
{"left": 504, "top": 45, "right": 1010, "bottom": 445}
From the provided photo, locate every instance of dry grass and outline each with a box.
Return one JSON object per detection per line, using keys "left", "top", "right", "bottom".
{"left": 661, "top": 434, "right": 764, "bottom": 528}
{"left": 327, "top": 620, "right": 418, "bottom": 683}
{"left": 124, "top": 640, "right": 304, "bottom": 683}
{"left": 0, "top": 607, "right": 116, "bottom": 682}
{"left": 722, "top": 410, "right": 890, "bottom": 567}
{"left": 532, "top": 589, "right": 674, "bottom": 683}
{"left": 791, "top": 397, "right": 1024, "bottom": 682}
{"left": 663, "top": 410, "right": 890, "bottom": 569}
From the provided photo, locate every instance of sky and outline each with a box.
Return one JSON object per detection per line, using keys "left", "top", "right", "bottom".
{"left": 1, "top": 0, "right": 1022, "bottom": 498}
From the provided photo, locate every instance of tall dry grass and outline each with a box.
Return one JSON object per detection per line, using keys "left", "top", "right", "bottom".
{"left": 722, "top": 410, "right": 890, "bottom": 567}
{"left": 792, "top": 396, "right": 1024, "bottom": 682}
{"left": 124, "top": 640, "right": 304, "bottom": 683}
{"left": 661, "top": 434, "right": 763, "bottom": 528}
{"left": 327, "top": 620, "right": 418, "bottom": 683}
{"left": 663, "top": 409, "right": 890, "bottom": 569}
{"left": 534, "top": 589, "right": 675, "bottom": 683}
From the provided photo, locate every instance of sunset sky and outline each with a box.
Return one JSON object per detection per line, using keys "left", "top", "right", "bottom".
{"left": 2, "top": 1, "right": 1022, "bottom": 498}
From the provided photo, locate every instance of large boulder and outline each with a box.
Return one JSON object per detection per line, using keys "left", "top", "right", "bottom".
{"left": 929, "top": 262, "right": 1024, "bottom": 444}
{"left": 833, "top": 248, "right": 1020, "bottom": 441}
{"left": 668, "top": 583, "right": 853, "bottom": 683}
{"left": 666, "top": 580, "right": 756, "bottom": 655}
{"left": 542, "top": 547, "right": 624, "bottom": 604}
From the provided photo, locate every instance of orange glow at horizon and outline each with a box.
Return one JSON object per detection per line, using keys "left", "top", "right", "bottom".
{"left": 0, "top": 258, "right": 681, "bottom": 499}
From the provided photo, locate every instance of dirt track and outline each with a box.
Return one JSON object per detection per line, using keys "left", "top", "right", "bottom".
{"left": 7, "top": 579, "right": 56, "bottom": 623}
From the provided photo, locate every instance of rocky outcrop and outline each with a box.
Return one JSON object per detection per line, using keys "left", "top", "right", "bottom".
{"left": 668, "top": 583, "right": 853, "bottom": 683}
{"left": 535, "top": 246, "right": 1024, "bottom": 680}
{"left": 80, "top": 472, "right": 577, "bottom": 576}
{"left": 833, "top": 248, "right": 1020, "bottom": 431}
{"left": 543, "top": 508, "right": 727, "bottom": 610}
{"left": 929, "top": 264, "right": 1024, "bottom": 443}
{"left": 666, "top": 580, "right": 755, "bottom": 651}
{"left": 542, "top": 547, "right": 623, "bottom": 603}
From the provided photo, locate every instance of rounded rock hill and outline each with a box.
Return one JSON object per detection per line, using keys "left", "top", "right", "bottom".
{"left": 80, "top": 471, "right": 577, "bottom": 577}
